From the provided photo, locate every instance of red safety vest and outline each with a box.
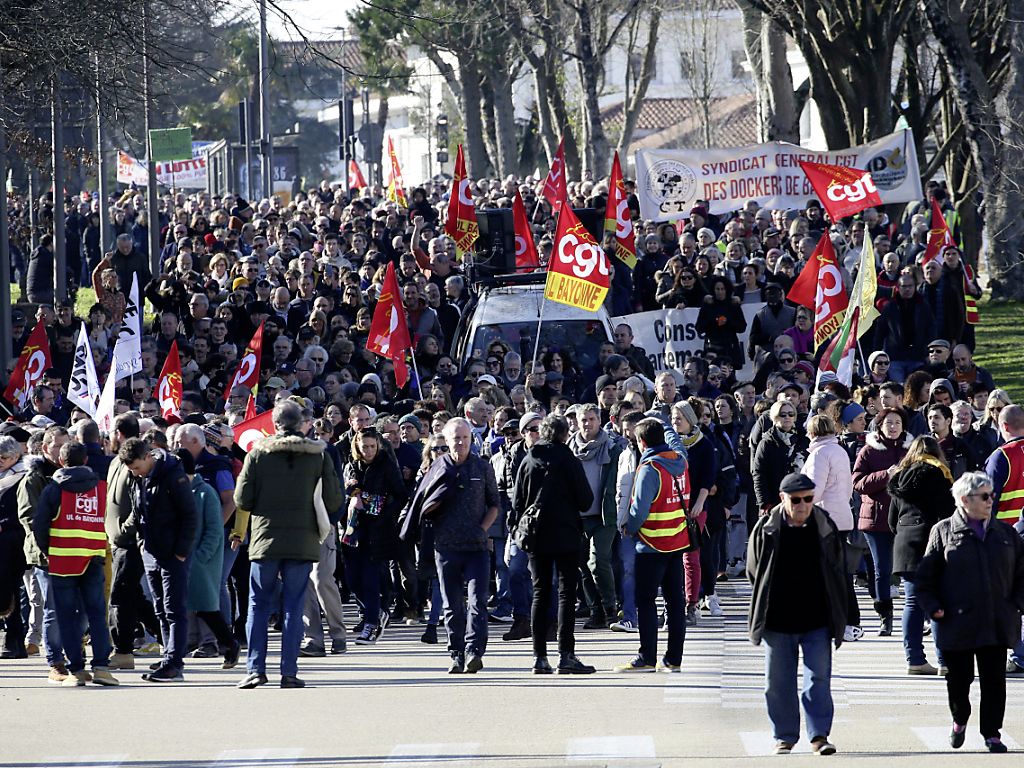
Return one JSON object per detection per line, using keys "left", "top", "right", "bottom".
{"left": 635, "top": 452, "right": 692, "bottom": 552}
{"left": 995, "top": 440, "right": 1024, "bottom": 522}
{"left": 48, "top": 481, "right": 108, "bottom": 577}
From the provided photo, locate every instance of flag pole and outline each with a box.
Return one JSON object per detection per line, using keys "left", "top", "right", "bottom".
{"left": 409, "top": 353, "right": 424, "bottom": 400}
{"left": 531, "top": 293, "right": 547, "bottom": 375}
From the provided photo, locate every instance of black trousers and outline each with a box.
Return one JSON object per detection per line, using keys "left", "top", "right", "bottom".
{"left": 529, "top": 551, "right": 578, "bottom": 658}
{"left": 636, "top": 551, "right": 686, "bottom": 666}
{"left": 109, "top": 545, "right": 159, "bottom": 654}
{"left": 944, "top": 645, "right": 1007, "bottom": 738}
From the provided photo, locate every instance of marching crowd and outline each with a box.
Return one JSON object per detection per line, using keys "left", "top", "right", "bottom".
{"left": 1, "top": 174, "right": 1023, "bottom": 758}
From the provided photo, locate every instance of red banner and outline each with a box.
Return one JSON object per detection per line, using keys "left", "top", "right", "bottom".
{"left": 542, "top": 137, "right": 568, "bottom": 213}
{"left": 225, "top": 321, "right": 264, "bottom": 400}
{"left": 385, "top": 136, "right": 407, "bottom": 208}
{"left": 544, "top": 200, "right": 610, "bottom": 312}
{"left": 512, "top": 191, "right": 540, "bottom": 271}
{"left": 604, "top": 151, "right": 637, "bottom": 270}
{"left": 3, "top": 320, "right": 52, "bottom": 412}
{"left": 366, "top": 262, "right": 412, "bottom": 388}
{"left": 788, "top": 234, "right": 849, "bottom": 348}
{"left": 157, "top": 340, "right": 182, "bottom": 423}
{"left": 234, "top": 409, "right": 276, "bottom": 453}
{"left": 444, "top": 145, "right": 479, "bottom": 259}
{"left": 922, "top": 197, "right": 955, "bottom": 265}
{"left": 348, "top": 160, "right": 367, "bottom": 191}
{"left": 799, "top": 161, "right": 882, "bottom": 220}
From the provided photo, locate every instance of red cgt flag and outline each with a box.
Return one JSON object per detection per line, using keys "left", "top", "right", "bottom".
{"left": 512, "top": 191, "right": 539, "bottom": 271}
{"left": 604, "top": 151, "right": 637, "bottom": 270}
{"left": 542, "top": 137, "right": 568, "bottom": 213}
{"left": 443, "top": 144, "right": 479, "bottom": 259}
{"left": 3, "top": 320, "right": 52, "bottom": 412}
{"left": 799, "top": 161, "right": 883, "bottom": 220}
{"left": 366, "top": 262, "right": 412, "bottom": 388}
{"left": 225, "top": 321, "right": 264, "bottom": 401}
{"left": 348, "top": 160, "right": 368, "bottom": 191}
{"left": 385, "top": 136, "right": 407, "bottom": 208}
{"left": 922, "top": 196, "right": 955, "bottom": 265}
{"left": 156, "top": 340, "right": 183, "bottom": 424}
{"left": 233, "top": 408, "right": 276, "bottom": 453}
{"left": 787, "top": 234, "right": 850, "bottom": 349}
{"left": 544, "top": 198, "right": 610, "bottom": 312}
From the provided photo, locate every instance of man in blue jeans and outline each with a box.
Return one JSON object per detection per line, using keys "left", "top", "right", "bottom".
{"left": 747, "top": 473, "right": 848, "bottom": 756}
{"left": 429, "top": 417, "right": 500, "bottom": 674}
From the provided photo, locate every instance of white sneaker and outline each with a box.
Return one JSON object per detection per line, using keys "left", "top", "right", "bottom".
{"left": 609, "top": 619, "right": 638, "bottom": 633}
{"left": 843, "top": 625, "right": 864, "bottom": 642}
{"left": 706, "top": 594, "right": 724, "bottom": 617}
{"left": 890, "top": 583, "right": 901, "bottom": 599}
{"left": 727, "top": 560, "right": 746, "bottom": 578}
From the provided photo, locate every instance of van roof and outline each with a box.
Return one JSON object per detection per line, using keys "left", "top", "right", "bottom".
{"left": 472, "top": 283, "right": 609, "bottom": 326}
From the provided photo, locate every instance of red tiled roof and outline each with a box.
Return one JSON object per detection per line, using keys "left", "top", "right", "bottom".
{"left": 603, "top": 95, "right": 758, "bottom": 150}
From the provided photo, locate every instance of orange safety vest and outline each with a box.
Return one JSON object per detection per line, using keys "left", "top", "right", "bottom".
{"left": 963, "top": 263, "right": 980, "bottom": 325}
{"left": 48, "top": 481, "right": 108, "bottom": 577}
{"left": 635, "top": 452, "right": 692, "bottom": 552}
{"left": 995, "top": 440, "right": 1024, "bottom": 523}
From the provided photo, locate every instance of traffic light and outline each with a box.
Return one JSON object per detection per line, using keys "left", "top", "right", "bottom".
{"left": 436, "top": 114, "right": 449, "bottom": 148}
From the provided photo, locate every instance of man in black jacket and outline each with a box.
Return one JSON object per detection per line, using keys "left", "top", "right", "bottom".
{"left": 875, "top": 275, "right": 934, "bottom": 383}
{"left": 119, "top": 437, "right": 197, "bottom": 683}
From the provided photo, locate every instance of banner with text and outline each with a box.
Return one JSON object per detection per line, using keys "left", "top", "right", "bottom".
{"left": 116, "top": 141, "right": 213, "bottom": 188}
{"left": 612, "top": 303, "right": 764, "bottom": 383}
{"left": 635, "top": 129, "right": 922, "bottom": 220}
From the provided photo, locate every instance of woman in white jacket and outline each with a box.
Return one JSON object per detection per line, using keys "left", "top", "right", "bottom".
{"left": 802, "top": 414, "right": 862, "bottom": 641}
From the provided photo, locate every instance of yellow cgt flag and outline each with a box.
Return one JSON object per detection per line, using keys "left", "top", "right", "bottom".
{"left": 847, "top": 233, "right": 880, "bottom": 339}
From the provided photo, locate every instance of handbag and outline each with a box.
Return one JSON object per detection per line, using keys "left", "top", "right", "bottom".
{"left": 673, "top": 473, "right": 709, "bottom": 552}
{"left": 513, "top": 475, "right": 550, "bottom": 553}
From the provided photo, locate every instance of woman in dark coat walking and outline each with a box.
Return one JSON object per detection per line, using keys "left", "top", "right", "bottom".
{"left": 512, "top": 414, "right": 595, "bottom": 675}
{"left": 753, "top": 400, "right": 809, "bottom": 514}
{"left": 342, "top": 428, "right": 408, "bottom": 645}
{"left": 887, "top": 435, "right": 955, "bottom": 674}
{"left": 695, "top": 276, "right": 747, "bottom": 368}
{"left": 852, "top": 408, "right": 911, "bottom": 636}
{"left": 915, "top": 471, "right": 1024, "bottom": 753}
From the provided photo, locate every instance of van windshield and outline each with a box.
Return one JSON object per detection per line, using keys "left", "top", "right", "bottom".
{"left": 468, "top": 319, "right": 608, "bottom": 373}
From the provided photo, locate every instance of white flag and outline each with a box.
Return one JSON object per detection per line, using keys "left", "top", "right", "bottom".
{"left": 68, "top": 326, "right": 100, "bottom": 416}
{"left": 110, "top": 274, "right": 143, "bottom": 382}
{"left": 95, "top": 365, "right": 118, "bottom": 434}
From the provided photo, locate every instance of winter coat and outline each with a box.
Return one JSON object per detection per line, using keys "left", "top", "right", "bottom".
{"left": 875, "top": 295, "right": 933, "bottom": 363}
{"left": 342, "top": 455, "right": 408, "bottom": 561}
{"left": 887, "top": 460, "right": 955, "bottom": 574}
{"left": 512, "top": 442, "right": 594, "bottom": 555}
{"left": 695, "top": 295, "right": 747, "bottom": 368}
{"left": 615, "top": 442, "right": 639, "bottom": 527}
{"left": 0, "top": 471, "right": 27, "bottom": 615}
{"left": 26, "top": 244, "right": 55, "bottom": 305}
{"left": 110, "top": 247, "right": 152, "bottom": 297}
{"left": 235, "top": 433, "right": 343, "bottom": 563}
{"left": 16, "top": 456, "right": 59, "bottom": 567}
{"left": 186, "top": 474, "right": 224, "bottom": 612}
{"left": 915, "top": 511, "right": 1024, "bottom": 651}
{"left": 32, "top": 465, "right": 102, "bottom": 559}
{"left": 752, "top": 426, "right": 808, "bottom": 508}
{"left": 105, "top": 456, "right": 138, "bottom": 549}
{"left": 129, "top": 451, "right": 198, "bottom": 562}
{"left": 746, "top": 504, "right": 848, "bottom": 646}
{"left": 569, "top": 429, "right": 623, "bottom": 527}
{"left": 802, "top": 435, "right": 854, "bottom": 531}
{"left": 852, "top": 432, "right": 910, "bottom": 533}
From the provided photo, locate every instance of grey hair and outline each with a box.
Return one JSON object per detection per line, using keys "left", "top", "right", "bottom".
{"left": 177, "top": 423, "right": 206, "bottom": 447}
{"left": 442, "top": 416, "right": 472, "bottom": 438}
{"left": 951, "top": 471, "right": 993, "bottom": 511}
{"left": 273, "top": 400, "right": 305, "bottom": 434}
{"left": 116, "top": 233, "right": 132, "bottom": 242}
{"left": 0, "top": 436, "right": 22, "bottom": 461}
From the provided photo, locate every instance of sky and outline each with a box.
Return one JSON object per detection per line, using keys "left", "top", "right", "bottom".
{"left": 263, "top": 0, "right": 363, "bottom": 39}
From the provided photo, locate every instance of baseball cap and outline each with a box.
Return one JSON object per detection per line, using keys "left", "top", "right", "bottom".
{"left": 477, "top": 374, "right": 498, "bottom": 386}
{"left": 928, "top": 339, "right": 951, "bottom": 351}
{"left": 265, "top": 377, "right": 286, "bottom": 389}
{"left": 780, "top": 473, "right": 816, "bottom": 493}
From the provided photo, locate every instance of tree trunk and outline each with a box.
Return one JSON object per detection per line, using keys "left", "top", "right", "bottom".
{"left": 761, "top": 14, "right": 799, "bottom": 142}
{"left": 490, "top": 66, "right": 519, "bottom": 179}
{"left": 575, "top": 0, "right": 611, "bottom": 178}
{"left": 480, "top": 76, "right": 499, "bottom": 177}
{"left": 457, "top": 57, "right": 491, "bottom": 178}
{"left": 615, "top": 8, "right": 661, "bottom": 157}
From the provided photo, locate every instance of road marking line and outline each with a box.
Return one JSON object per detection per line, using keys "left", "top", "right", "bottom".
{"left": 38, "top": 755, "right": 129, "bottom": 767}
{"left": 208, "top": 748, "right": 304, "bottom": 766}
{"left": 384, "top": 742, "right": 481, "bottom": 765}
{"left": 566, "top": 735, "right": 656, "bottom": 762}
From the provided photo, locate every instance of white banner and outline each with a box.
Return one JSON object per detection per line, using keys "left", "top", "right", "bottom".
{"left": 116, "top": 141, "right": 213, "bottom": 188}
{"left": 612, "top": 303, "right": 764, "bottom": 383}
{"left": 68, "top": 326, "right": 101, "bottom": 416}
{"left": 635, "top": 129, "right": 923, "bottom": 220}
{"left": 96, "top": 275, "right": 143, "bottom": 433}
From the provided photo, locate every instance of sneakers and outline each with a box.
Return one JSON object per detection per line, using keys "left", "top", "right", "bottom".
{"left": 659, "top": 658, "right": 682, "bottom": 673}
{"left": 237, "top": 672, "right": 268, "bottom": 689}
{"left": 613, "top": 655, "right": 656, "bottom": 673}
{"left": 685, "top": 604, "right": 700, "bottom": 627}
{"left": 949, "top": 723, "right": 966, "bottom": 749}
{"left": 91, "top": 667, "right": 120, "bottom": 686}
{"left": 890, "top": 584, "right": 901, "bottom": 599}
{"left": 1006, "top": 658, "right": 1024, "bottom": 674}
{"left": 25, "top": 642, "right": 40, "bottom": 656}
{"left": 907, "top": 662, "right": 938, "bottom": 675}
{"left": 223, "top": 639, "right": 242, "bottom": 669}
{"left": 811, "top": 738, "right": 836, "bottom": 755}
{"left": 609, "top": 619, "right": 638, "bottom": 633}
{"left": 330, "top": 640, "right": 347, "bottom": 655}
{"left": 773, "top": 742, "right": 794, "bottom": 755}
{"left": 142, "top": 664, "right": 184, "bottom": 683}
{"left": 488, "top": 611, "right": 512, "bottom": 624}
{"left": 465, "top": 653, "right": 484, "bottom": 673}
{"left": 557, "top": 654, "right": 596, "bottom": 675}
{"left": 985, "top": 737, "right": 1008, "bottom": 754}
{"left": 727, "top": 560, "right": 746, "bottom": 579}
{"left": 502, "top": 617, "right": 532, "bottom": 641}
{"left": 842, "top": 625, "right": 863, "bottom": 642}
{"left": 354, "top": 625, "right": 377, "bottom": 645}
{"left": 107, "top": 653, "right": 135, "bottom": 670}
{"left": 62, "top": 669, "right": 91, "bottom": 687}
{"left": 47, "top": 665, "right": 70, "bottom": 685}
{"left": 420, "top": 625, "right": 438, "bottom": 644}
{"left": 448, "top": 655, "right": 465, "bottom": 674}
{"left": 705, "top": 594, "right": 724, "bottom": 617}
{"left": 135, "top": 641, "right": 162, "bottom": 656}
{"left": 533, "top": 657, "right": 553, "bottom": 674}
{"left": 190, "top": 644, "right": 219, "bottom": 658}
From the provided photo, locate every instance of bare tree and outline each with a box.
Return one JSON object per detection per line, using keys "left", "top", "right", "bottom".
{"left": 677, "top": 0, "right": 724, "bottom": 148}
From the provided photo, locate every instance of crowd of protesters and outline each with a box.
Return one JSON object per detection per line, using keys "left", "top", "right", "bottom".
{"left": 1, "top": 173, "right": 1023, "bottom": 757}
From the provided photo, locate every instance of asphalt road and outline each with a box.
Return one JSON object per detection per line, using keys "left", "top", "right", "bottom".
{"left": 1, "top": 580, "right": 1021, "bottom": 767}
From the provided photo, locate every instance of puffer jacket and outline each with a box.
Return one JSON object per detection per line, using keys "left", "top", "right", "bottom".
{"left": 131, "top": 450, "right": 198, "bottom": 562}
{"left": 915, "top": 511, "right": 1024, "bottom": 651}
{"left": 802, "top": 436, "right": 855, "bottom": 531}
{"left": 852, "top": 432, "right": 911, "bottom": 533}
{"left": 887, "top": 459, "right": 955, "bottom": 574}
{"left": 235, "top": 432, "right": 343, "bottom": 562}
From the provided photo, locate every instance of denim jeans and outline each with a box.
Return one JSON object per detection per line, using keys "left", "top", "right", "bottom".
{"left": 888, "top": 359, "right": 918, "bottom": 385}
{"left": 901, "top": 574, "right": 944, "bottom": 667}
{"left": 506, "top": 540, "right": 532, "bottom": 619}
{"left": 435, "top": 547, "right": 489, "bottom": 659}
{"left": 344, "top": 545, "right": 381, "bottom": 626}
{"left": 142, "top": 551, "right": 191, "bottom": 669}
{"left": 427, "top": 578, "right": 443, "bottom": 626}
{"left": 1011, "top": 620, "right": 1024, "bottom": 668}
{"left": 617, "top": 536, "right": 637, "bottom": 624}
{"left": 492, "top": 535, "right": 512, "bottom": 617}
{"left": 862, "top": 531, "right": 895, "bottom": 603}
{"left": 636, "top": 551, "right": 686, "bottom": 666}
{"left": 33, "top": 567, "right": 65, "bottom": 667}
{"left": 246, "top": 558, "right": 312, "bottom": 677}
{"left": 50, "top": 558, "right": 112, "bottom": 673}
{"left": 220, "top": 538, "right": 240, "bottom": 624}
{"left": 763, "top": 626, "right": 834, "bottom": 744}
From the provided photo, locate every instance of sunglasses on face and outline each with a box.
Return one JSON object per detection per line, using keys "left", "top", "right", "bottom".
{"left": 524, "top": 426, "right": 540, "bottom": 434}
{"left": 780, "top": 411, "right": 796, "bottom": 418}
{"left": 430, "top": 445, "right": 449, "bottom": 454}
{"left": 968, "top": 492, "right": 993, "bottom": 501}
{"left": 789, "top": 495, "right": 815, "bottom": 504}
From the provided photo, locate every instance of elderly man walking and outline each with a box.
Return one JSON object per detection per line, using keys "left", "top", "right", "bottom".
{"left": 233, "top": 401, "right": 342, "bottom": 689}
